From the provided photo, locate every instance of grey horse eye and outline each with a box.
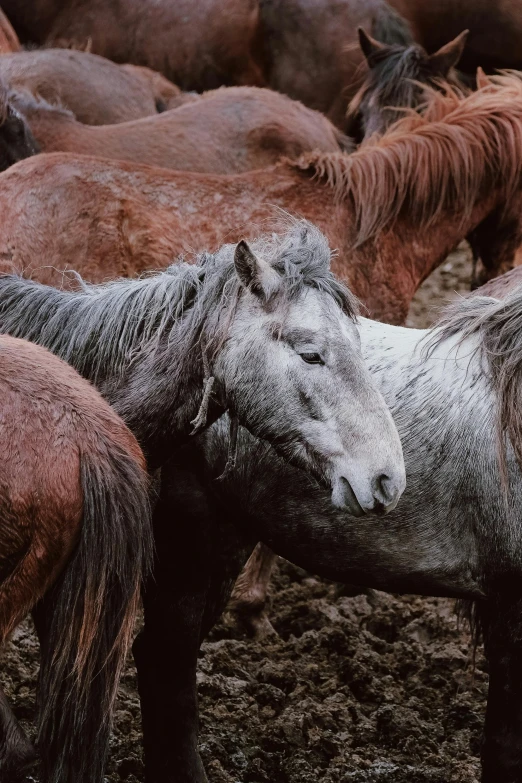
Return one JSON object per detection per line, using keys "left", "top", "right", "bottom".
{"left": 300, "top": 351, "right": 324, "bottom": 365}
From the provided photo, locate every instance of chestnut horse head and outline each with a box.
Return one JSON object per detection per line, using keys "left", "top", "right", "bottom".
{"left": 0, "top": 81, "right": 38, "bottom": 170}
{"left": 346, "top": 28, "right": 468, "bottom": 142}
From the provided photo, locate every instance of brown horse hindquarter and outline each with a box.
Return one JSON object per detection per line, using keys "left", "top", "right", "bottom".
{"left": 0, "top": 335, "right": 151, "bottom": 783}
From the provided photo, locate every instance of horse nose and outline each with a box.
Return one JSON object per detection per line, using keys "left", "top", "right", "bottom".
{"left": 371, "top": 473, "right": 402, "bottom": 514}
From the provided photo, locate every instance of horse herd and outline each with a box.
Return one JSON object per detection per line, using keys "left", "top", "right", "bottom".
{"left": 0, "top": 1, "right": 521, "bottom": 782}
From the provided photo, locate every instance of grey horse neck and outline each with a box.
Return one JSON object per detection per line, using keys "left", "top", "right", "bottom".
{"left": 0, "top": 223, "right": 355, "bottom": 464}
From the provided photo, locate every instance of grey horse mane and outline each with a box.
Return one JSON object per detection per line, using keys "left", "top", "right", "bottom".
{"left": 427, "top": 287, "right": 522, "bottom": 478}
{"left": 0, "top": 220, "right": 357, "bottom": 388}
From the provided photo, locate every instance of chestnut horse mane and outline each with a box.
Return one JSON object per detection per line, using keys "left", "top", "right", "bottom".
{"left": 292, "top": 76, "right": 522, "bottom": 244}
{"left": 427, "top": 282, "right": 522, "bottom": 481}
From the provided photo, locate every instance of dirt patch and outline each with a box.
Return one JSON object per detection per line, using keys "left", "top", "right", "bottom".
{"left": 1, "top": 243, "right": 485, "bottom": 783}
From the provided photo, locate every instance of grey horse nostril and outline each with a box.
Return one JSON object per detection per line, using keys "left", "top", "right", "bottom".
{"left": 373, "top": 473, "right": 395, "bottom": 505}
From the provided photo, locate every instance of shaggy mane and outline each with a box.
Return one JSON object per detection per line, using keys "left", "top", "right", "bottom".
{"left": 292, "top": 76, "right": 522, "bottom": 244}
{"left": 0, "top": 220, "right": 357, "bottom": 387}
{"left": 428, "top": 282, "right": 522, "bottom": 481}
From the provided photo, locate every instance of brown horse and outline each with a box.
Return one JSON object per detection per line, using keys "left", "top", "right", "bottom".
{"left": 13, "top": 85, "right": 352, "bottom": 174}
{"left": 0, "top": 49, "right": 186, "bottom": 125}
{"left": 1, "top": 0, "right": 265, "bottom": 90}
{"left": 0, "top": 7, "right": 19, "bottom": 53}
{"left": 0, "top": 335, "right": 151, "bottom": 783}
{"left": 389, "top": 0, "right": 522, "bottom": 72}
{"left": 256, "top": 0, "right": 413, "bottom": 129}
{"left": 346, "top": 27, "right": 468, "bottom": 141}
{"left": 0, "top": 79, "right": 520, "bottom": 322}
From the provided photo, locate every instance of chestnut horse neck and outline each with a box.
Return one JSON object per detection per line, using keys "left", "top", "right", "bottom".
{"left": 292, "top": 78, "right": 522, "bottom": 312}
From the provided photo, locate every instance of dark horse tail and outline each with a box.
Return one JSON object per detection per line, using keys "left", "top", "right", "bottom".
{"left": 36, "top": 441, "right": 152, "bottom": 783}
{"left": 372, "top": 0, "right": 413, "bottom": 46}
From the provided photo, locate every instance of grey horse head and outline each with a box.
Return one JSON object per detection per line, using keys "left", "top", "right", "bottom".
{"left": 209, "top": 222, "right": 406, "bottom": 514}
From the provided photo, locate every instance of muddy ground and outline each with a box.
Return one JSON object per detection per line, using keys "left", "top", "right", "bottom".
{"left": 2, "top": 243, "right": 486, "bottom": 783}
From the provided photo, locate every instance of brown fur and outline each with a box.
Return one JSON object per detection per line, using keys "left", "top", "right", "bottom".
{"left": 0, "top": 79, "right": 520, "bottom": 322}
{"left": 1, "top": 0, "right": 265, "bottom": 90}
{"left": 0, "top": 49, "right": 182, "bottom": 125}
{"left": 0, "top": 7, "right": 19, "bottom": 54}
{"left": 0, "top": 334, "right": 150, "bottom": 782}
{"left": 389, "top": 0, "right": 522, "bottom": 72}
{"left": 0, "top": 335, "right": 144, "bottom": 642}
{"left": 14, "top": 86, "right": 352, "bottom": 173}
{"left": 255, "top": 0, "right": 413, "bottom": 128}
{"left": 471, "top": 266, "right": 522, "bottom": 299}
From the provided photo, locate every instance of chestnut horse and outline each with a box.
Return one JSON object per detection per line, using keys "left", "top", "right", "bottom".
{"left": 256, "top": 0, "right": 413, "bottom": 129}
{"left": 0, "top": 7, "right": 19, "bottom": 53}
{"left": 346, "top": 27, "right": 468, "bottom": 141}
{"left": 0, "top": 49, "right": 185, "bottom": 125}
{"left": 0, "top": 335, "right": 151, "bottom": 783}
{"left": 389, "top": 0, "right": 522, "bottom": 72}
{"left": 1, "top": 0, "right": 264, "bottom": 90}
{"left": 1, "top": 79, "right": 522, "bottom": 322}
{"left": 13, "top": 86, "right": 352, "bottom": 174}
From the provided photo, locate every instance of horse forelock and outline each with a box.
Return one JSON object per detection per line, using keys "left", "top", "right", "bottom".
{"left": 0, "top": 221, "right": 356, "bottom": 387}
{"left": 427, "top": 284, "right": 522, "bottom": 484}
{"left": 296, "top": 77, "right": 522, "bottom": 244}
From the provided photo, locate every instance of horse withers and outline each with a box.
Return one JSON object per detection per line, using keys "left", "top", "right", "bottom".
{"left": 0, "top": 335, "right": 151, "bottom": 783}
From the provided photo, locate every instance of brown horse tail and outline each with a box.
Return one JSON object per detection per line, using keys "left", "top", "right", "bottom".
{"left": 36, "top": 441, "right": 152, "bottom": 783}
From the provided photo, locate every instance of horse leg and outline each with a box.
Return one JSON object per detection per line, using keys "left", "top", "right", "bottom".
{"left": 0, "top": 687, "right": 37, "bottom": 782}
{"left": 133, "top": 463, "right": 215, "bottom": 783}
{"left": 479, "top": 590, "right": 522, "bottom": 782}
{"left": 228, "top": 542, "right": 278, "bottom": 637}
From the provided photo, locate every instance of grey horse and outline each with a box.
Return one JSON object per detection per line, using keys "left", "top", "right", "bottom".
{"left": 0, "top": 221, "right": 405, "bottom": 783}
{"left": 170, "top": 287, "right": 522, "bottom": 782}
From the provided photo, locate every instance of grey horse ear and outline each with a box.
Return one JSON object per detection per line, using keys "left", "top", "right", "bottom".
{"left": 428, "top": 30, "right": 468, "bottom": 75}
{"left": 358, "top": 27, "right": 388, "bottom": 66}
{"left": 234, "top": 240, "right": 281, "bottom": 301}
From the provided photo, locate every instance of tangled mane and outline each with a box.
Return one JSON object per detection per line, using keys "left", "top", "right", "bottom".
{"left": 0, "top": 220, "right": 357, "bottom": 388}
{"left": 427, "top": 283, "right": 522, "bottom": 481}
{"left": 293, "top": 76, "right": 522, "bottom": 244}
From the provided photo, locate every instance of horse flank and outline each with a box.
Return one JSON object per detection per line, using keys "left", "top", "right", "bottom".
{"left": 0, "top": 222, "right": 357, "bottom": 388}
{"left": 293, "top": 77, "right": 522, "bottom": 244}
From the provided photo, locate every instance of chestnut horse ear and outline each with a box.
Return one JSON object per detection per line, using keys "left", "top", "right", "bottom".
{"left": 358, "top": 27, "right": 388, "bottom": 66}
{"left": 428, "top": 30, "right": 469, "bottom": 75}
{"left": 234, "top": 240, "right": 281, "bottom": 301}
{"left": 476, "top": 66, "right": 490, "bottom": 89}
